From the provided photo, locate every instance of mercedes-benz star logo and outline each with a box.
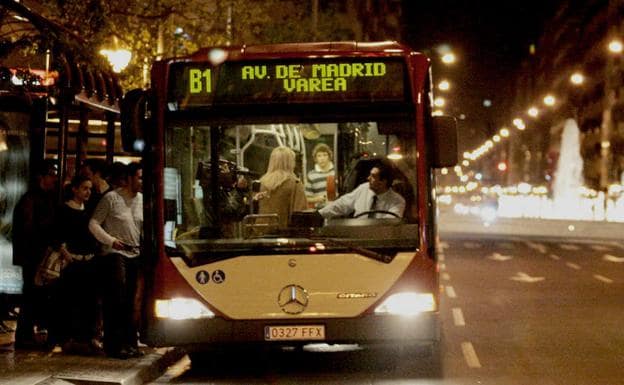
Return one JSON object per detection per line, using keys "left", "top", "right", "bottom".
{"left": 277, "top": 284, "right": 309, "bottom": 314}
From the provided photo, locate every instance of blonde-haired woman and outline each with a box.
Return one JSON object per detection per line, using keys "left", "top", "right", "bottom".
{"left": 257, "top": 147, "right": 307, "bottom": 227}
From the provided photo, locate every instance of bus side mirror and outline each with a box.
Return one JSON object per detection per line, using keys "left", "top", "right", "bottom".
{"left": 120, "top": 88, "right": 149, "bottom": 153}
{"left": 431, "top": 115, "right": 458, "bottom": 168}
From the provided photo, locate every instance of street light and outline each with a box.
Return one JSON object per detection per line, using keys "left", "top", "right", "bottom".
{"left": 512, "top": 118, "right": 526, "bottom": 130}
{"left": 438, "top": 80, "right": 450, "bottom": 91}
{"left": 100, "top": 48, "right": 132, "bottom": 73}
{"left": 570, "top": 72, "right": 585, "bottom": 85}
{"left": 441, "top": 53, "right": 456, "bottom": 64}
{"left": 543, "top": 94, "right": 556, "bottom": 107}
{"left": 527, "top": 106, "right": 539, "bottom": 118}
{"left": 608, "top": 39, "right": 623, "bottom": 54}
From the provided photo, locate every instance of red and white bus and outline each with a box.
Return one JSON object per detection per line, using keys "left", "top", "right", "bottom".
{"left": 123, "top": 41, "right": 457, "bottom": 361}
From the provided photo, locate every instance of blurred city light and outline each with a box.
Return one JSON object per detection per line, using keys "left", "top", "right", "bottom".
{"left": 608, "top": 39, "right": 623, "bottom": 54}
{"left": 512, "top": 118, "right": 526, "bottom": 130}
{"left": 570, "top": 72, "right": 585, "bottom": 85}
{"left": 99, "top": 48, "right": 132, "bottom": 73}
{"left": 441, "top": 53, "right": 456, "bottom": 64}
{"left": 208, "top": 48, "right": 228, "bottom": 65}
{"left": 543, "top": 94, "right": 556, "bottom": 106}
{"left": 527, "top": 107, "right": 539, "bottom": 118}
{"left": 434, "top": 97, "right": 446, "bottom": 107}
{"left": 499, "top": 127, "right": 510, "bottom": 137}
{"left": 438, "top": 80, "right": 450, "bottom": 91}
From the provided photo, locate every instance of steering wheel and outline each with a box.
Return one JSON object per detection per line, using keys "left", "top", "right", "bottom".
{"left": 353, "top": 210, "right": 401, "bottom": 219}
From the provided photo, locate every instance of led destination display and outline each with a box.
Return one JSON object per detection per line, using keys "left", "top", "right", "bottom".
{"left": 168, "top": 58, "right": 407, "bottom": 109}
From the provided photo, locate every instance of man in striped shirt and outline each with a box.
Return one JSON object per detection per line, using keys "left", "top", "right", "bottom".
{"left": 305, "top": 143, "right": 335, "bottom": 208}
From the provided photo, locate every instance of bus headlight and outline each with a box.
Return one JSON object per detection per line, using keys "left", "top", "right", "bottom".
{"left": 155, "top": 298, "right": 215, "bottom": 320}
{"left": 374, "top": 293, "right": 436, "bottom": 315}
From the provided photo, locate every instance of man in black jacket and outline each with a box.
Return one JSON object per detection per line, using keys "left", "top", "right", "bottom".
{"left": 12, "top": 159, "right": 58, "bottom": 349}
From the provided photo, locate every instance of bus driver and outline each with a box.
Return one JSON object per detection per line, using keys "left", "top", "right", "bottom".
{"left": 318, "top": 162, "right": 405, "bottom": 220}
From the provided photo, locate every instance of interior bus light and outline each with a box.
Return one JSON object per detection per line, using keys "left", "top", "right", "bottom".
{"left": 374, "top": 292, "right": 436, "bottom": 315}
{"left": 155, "top": 298, "right": 215, "bottom": 320}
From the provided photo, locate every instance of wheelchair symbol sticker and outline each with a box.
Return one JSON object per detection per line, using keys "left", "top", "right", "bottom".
{"left": 211, "top": 270, "right": 226, "bottom": 284}
{"left": 196, "top": 270, "right": 210, "bottom": 285}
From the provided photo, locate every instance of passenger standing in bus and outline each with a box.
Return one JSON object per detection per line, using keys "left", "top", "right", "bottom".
{"left": 319, "top": 162, "right": 405, "bottom": 219}
{"left": 305, "top": 143, "right": 335, "bottom": 208}
{"left": 51, "top": 175, "right": 100, "bottom": 355}
{"left": 88, "top": 163, "right": 143, "bottom": 359}
{"left": 256, "top": 147, "right": 307, "bottom": 228}
{"left": 12, "top": 159, "right": 58, "bottom": 349}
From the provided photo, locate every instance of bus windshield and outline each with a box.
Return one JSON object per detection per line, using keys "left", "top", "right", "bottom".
{"left": 164, "top": 119, "right": 419, "bottom": 264}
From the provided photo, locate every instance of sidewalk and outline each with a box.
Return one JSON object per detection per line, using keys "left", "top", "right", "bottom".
{"left": 0, "top": 323, "right": 185, "bottom": 385}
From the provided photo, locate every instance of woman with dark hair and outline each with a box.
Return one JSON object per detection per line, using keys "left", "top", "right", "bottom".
{"left": 52, "top": 175, "right": 100, "bottom": 354}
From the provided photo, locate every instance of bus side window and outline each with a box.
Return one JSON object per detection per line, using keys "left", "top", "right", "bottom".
{"left": 392, "top": 178, "right": 415, "bottom": 221}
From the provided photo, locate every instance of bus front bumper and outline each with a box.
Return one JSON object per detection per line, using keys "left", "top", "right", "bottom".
{"left": 144, "top": 312, "right": 439, "bottom": 348}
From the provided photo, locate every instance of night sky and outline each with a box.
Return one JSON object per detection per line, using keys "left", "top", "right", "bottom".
{"left": 402, "top": 0, "right": 560, "bottom": 148}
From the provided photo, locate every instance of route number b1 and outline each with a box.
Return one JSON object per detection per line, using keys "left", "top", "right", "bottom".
{"left": 189, "top": 69, "right": 211, "bottom": 94}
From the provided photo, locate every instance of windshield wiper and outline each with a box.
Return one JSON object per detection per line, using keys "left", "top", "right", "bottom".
{"left": 319, "top": 237, "right": 395, "bottom": 264}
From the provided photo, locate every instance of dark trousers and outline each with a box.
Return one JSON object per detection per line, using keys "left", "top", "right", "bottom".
{"left": 51, "top": 259, "right": 98, "bottom": 344}
{"left": 100, "top": 253, "right": 141, "bottom": 354}
{"left": 15, "top": 264, "right": 53, "bottom": 345}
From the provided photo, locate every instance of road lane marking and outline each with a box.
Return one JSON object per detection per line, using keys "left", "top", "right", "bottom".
{"left": 441, "top": 272, "right": 451, "bottom": 281}
{"left": 560, "top": 244, "right": 580, "bottom": 251}
{"left": 526, "top": 241, "right": 547, "bottom": 254}
{"left": 603, "top": 254, "right": 624, "bottom": 263}
{"left": 488, "top": 252, "right": 513, "bottom": 261}
{"left": 461, "top": 342, "right": 482, "bottom": 368}
{"left": 452, "top": 307, "right": 465, "bottom": 326}
{"left": 566, "top": 262, "right": 581, "bottom": 270}
{"left": 446, "top": 286, "right": 457, "bottom": 298}
{"left": 549, "top": 254, "right": 561, "bottom": 261}
{"left": 510, "top": 272, "right": 545, "bottom": 283}
{"left": 594, "top": 274, "right": 613, "bottom": 283}
{"left": 591, "top": 245, "right": 611, "bottom": 251}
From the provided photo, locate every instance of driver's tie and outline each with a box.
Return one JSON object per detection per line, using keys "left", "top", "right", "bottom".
{"left": 368, "top": 195, "right": 378, "bottom": 218}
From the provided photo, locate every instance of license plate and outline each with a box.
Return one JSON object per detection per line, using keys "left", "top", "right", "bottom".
{"left": 264, "top": 325, "right": 325, "bottom": 341}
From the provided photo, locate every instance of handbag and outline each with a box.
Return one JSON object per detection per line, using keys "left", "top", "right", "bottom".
{"left": 34, "top": 247, "right": 70, "bottom": 286}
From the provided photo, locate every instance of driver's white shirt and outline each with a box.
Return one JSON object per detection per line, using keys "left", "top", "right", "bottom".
{"left": 319, "top": 182, "right": 405, "bottom": 219}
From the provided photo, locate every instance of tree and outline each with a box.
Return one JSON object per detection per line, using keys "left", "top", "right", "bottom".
{"left": 30, "top": 0, "right": 369, "bottom": 89}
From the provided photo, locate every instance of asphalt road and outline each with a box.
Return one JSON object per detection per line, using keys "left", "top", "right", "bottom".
{"left": 148, "top": 234, "right": 624, "bottom": 385}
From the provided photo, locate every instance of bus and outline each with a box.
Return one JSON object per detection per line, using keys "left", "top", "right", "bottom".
{"left": 123, "top": 41, "right": 457, "bottom": 361}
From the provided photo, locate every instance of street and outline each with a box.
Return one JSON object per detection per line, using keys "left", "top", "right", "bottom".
{"left": 438, "top": 235, "right": 624, "bottom": 385}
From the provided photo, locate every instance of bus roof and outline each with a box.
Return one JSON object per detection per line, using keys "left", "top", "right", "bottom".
{"left": 177, "top": 41, "right": 427, "bottom": 63}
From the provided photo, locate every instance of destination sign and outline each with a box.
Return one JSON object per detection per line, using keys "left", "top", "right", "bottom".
{"left": 167, "top": 58, "right": 407, "bottom": 109}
